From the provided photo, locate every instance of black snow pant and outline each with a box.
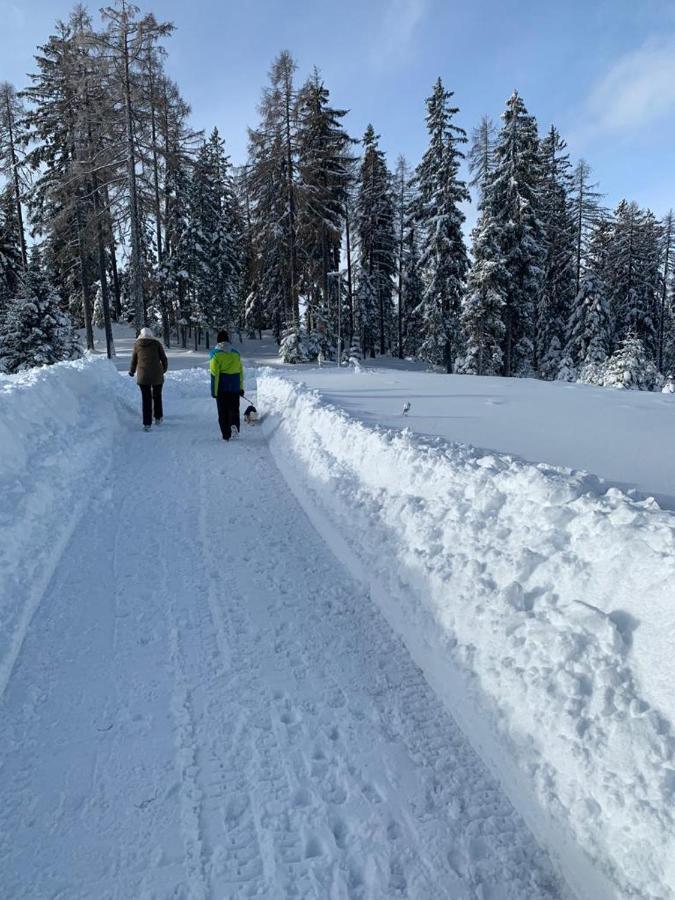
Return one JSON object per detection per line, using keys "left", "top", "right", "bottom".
{"left": 139, "top": 384, "right": 163, "bottom": 427}
{"left": 216, "top": 391, "right": 240, "bottom": 440}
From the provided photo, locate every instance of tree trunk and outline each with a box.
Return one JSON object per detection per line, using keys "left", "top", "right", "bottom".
{"left": 102, "top": 184, "right": 122, "bottom": 318}
{"left": 75, "top": 207, "right": 95, "bottom": 351}
{"left": 122, "top": 24, "right": 145, "bottom": 333}
{"left": 85, "top": 113, "right": 115, "bottom": 359}
{"left": 284, "top": 83, "right": 299, "bottom": 325}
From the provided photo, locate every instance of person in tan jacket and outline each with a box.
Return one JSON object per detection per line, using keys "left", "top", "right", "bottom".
{"left": 129, "top": 327, "right": 168, "bottom": 430}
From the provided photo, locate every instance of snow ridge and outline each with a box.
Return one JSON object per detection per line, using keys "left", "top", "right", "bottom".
{"left": 0, "top": 357, "right": 122, "bottom": 698}
{"left": 259, "top": 371, "right": 675, "bottom": 900}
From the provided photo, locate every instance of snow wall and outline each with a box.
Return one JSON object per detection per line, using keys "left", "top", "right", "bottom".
{"left": 0, "top": 358, "right": 128, "bottom": 699}
{"left": 259, "top": 371, "right": 675, "bottom": 900}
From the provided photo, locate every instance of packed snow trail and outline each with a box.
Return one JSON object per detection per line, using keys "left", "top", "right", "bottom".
{"left": 0, "top": 382, "right": 567, "bottom": 899}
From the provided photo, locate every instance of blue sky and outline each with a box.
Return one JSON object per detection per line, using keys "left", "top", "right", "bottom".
{"left": 3, "top": 0, "right": 675, "bottom": 221}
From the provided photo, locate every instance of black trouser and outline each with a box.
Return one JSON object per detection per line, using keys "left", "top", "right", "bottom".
{"left": 216, "top": 391, "right": 240, "bottom": 440}
{"left": 139, "top": 384, "right": 163, "bottom": 427}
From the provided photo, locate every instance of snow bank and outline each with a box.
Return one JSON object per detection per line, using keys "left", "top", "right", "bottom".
{"left": 259, "top": 372, "right": 675, "bottom": 900}
{"left": 0, "top": 357, "right": 124, "bottom": 698}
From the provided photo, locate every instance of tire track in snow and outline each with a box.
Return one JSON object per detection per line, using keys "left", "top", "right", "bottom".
{"left": 1, "top": 389, "right": 569, "bottom": 900}
{"left": 208, "top": 419, "right": 569, "bottom": 899}
{"left": 198, "top": 434, "right": 456, "bottom": 898}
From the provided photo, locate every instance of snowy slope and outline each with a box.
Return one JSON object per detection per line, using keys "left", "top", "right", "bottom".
{"left": 279, "top": 365, "right": 675, "bottom": 507}
{"left": 0, "top": 361, "right": 568, "bottom": 899}
{"left": 259, "top": 371, "right": 675, "bottom": 900}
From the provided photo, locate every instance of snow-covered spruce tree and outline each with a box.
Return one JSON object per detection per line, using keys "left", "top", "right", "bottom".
{"left": 0, "top": 81, "right": 28, "bottom": 272}
{"left": 0, "top": 185, "right": 22, "bottom": 306}
{"left": 248, "top": 125, "right": 291, "bottom": 341}
{"left": 563, "top": 275, "right": 610, "bottom": 382}
{"left": 188, "top": 129, "right": 243, "bottom": 342}
{"left": 604, "top": 200, "right": 661, "bottom": 357}
{"left": 460, "top": 114, "right": 504, "bottom": 376}
{"left": 537, "top": 126, "right": 576, "bottom": 379}
{"left": 248, "top": 51, "right": 301, "bottom": 342}
{"left": 555, "top": 350, "right": 576, "bottom": 383}
{"left": 393, "top": 155, "right": 414, "bottom": 358}
{"left": 0, "top": 251, "right": 81, "bottom": 373}
{"left": 296, "top": 69, "right": 354, "bottom": 349}
{"left": 235, "top": 164, "right": 262, "bottom": 338}
{"left": 355, "top": 125, "right": 395, "bottom": 357}
{"left": 488, "top": 91, "right": 545, "bottom": 376}
{"left": 460, "top": 209, "right": 505, "bottom": 375}
{"left": 159, "top": 154, "right": 192, "bottom": 346}
{"left": 600, "top": 333, "right": 662, "bottom": 391}
{"left": 411, "top": 79, "right": 469, "bottom": 372}
{"left": 401, "top": 211, "right": 425, "bottom": 358}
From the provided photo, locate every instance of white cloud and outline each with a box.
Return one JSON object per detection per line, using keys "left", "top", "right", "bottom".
{"left": 582, "top": 36, "right": 675, "bottom": 136}
{"left": 370, "top": 0, "right": 428, "bottom": 68}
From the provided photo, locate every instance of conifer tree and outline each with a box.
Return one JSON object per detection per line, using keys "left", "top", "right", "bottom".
{"left": 657, "top": 210, "right": 675, "bottom": 372}
{"left": 412, "top": 79, "right": 469, "bottom": 372}
{"left": 393, "top": 155, "right": 414, "bottom": 358}
{"left": 355, "top": 125, "right": 395, "bottom": 357}
{"left": 488, "top": 91, "right": 544, "bottom": 376}
{"left": 604, "top": 200, "right": 661, "bottom": 356}
{"left": 564, "top": 275, "right": 610, "bottom": 377}
{"left": 601, "top": 333, "right": 662, "bottom": 391}
{"left": 460, "top": 210, "right": 505, "bottom": 375}
{"left": 0, "top": 185, "right": 22, "bottom": 304}
{"left": 467, "top": 116, "right": 496, "bottom": 200}
{"left": 296, "top": 69, "right": 353, "bottom": 347}
{"left": 98, "top": 3, "right": 174, "bottom": 334}
{"left": 537, "top": 126, "right": 576, "bottom": 378}
{"left": 248, "top": 52, "right": 302, "bottom": 339}
{"left": 400, "top": 217, "right": 424, "bottom": 357}
{"left": 23, "top": 17, "right": 99, "bottom": 351}
{"left": 570, "top": 160, "right": 604, "bottom": 296}
{"left": 0, "top": 82, "right": 28, "bottom": 271}
{"left": 461, "top": 113, "right": 504, "bottom": 375}
{"left": 0, "top": 250, "right": 81, "bottom": 372}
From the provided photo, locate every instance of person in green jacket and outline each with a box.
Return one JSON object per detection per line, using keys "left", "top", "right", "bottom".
{"left": 209, "top": 330, "right": 244, "bottom": 441}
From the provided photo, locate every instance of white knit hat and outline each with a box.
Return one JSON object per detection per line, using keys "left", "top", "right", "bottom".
{"left": 139, "top": 327, "right": 155, "bottom": 339}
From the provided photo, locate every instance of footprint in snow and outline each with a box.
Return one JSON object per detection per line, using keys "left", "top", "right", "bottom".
{"left": 304, "top": 836, "right": 323, "bottom": 859}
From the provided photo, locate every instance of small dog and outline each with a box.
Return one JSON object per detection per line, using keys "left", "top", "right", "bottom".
{"left": 244, "top": 404, "right": 258, "bottom": 425}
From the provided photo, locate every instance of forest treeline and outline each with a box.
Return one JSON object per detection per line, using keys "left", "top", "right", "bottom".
{"left": 0, "top": 2, "right": 673, "bottom": 388}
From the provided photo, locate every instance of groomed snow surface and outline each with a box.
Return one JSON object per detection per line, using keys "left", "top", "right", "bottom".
{"left": 0, "top": 349, "right": 673, "bottom": 899}
{"left": 1, "top": 358, "right": 568, "bottom": 899}
{"left": 258, "top": 366, "right": 675, "bottom": 900}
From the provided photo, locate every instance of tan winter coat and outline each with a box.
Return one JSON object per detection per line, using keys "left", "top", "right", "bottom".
{"left": 130, "top": 338, "right": 168, "bottom": 386}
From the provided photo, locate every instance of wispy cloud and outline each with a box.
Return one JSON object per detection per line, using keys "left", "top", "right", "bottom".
{"left": 370, "top": 0, "right": 428, "bottom": 69}
{"left": 575, "top": 36, "right": 675, "bottom": 145}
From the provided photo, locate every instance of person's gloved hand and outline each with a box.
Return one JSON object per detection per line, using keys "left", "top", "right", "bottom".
{"left": 128, "top": 372, "right": 133, "bottom": 377}
{"left": 240, "top": 389, "right": 245, "bottom": 397}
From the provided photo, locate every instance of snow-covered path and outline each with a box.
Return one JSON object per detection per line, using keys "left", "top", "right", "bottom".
{"left": 0, "top": 387, "right": 566, "bottom": 899}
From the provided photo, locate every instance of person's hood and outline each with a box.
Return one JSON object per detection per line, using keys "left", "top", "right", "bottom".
{"left": 138, "top": 327, "right": 158, "bottom": 340}
{"left": 215, "top": 341, "right": 234, "bottom": 352}
{"left": 136, "top": 338, "right": 159, "bottom": 348}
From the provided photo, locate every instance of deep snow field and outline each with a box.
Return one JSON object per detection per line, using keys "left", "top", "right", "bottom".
{"left": 1, "top": 330, "right": 674, "bottom": 899}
